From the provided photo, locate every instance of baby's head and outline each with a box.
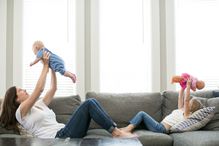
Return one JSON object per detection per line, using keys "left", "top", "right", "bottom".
{"left": 32, "top": 41, "right": 45, "bottom": 55}
{"left": 189, "top": 98, "right": 202, "bottom": 113}
{"left": 196, "top": 80, "right": 205, "bottom": 90}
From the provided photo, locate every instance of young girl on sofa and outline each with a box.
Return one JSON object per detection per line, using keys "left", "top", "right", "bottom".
{"left": 120, "top": 79, "right": 202, "bottom": 133}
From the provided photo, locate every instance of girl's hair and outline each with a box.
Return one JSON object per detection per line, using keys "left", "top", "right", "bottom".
{"left": 0, "top": 86, "right": 20, "bottom": 133}
{"left": 190, "top": 98, "right": 202, "bottom": 113}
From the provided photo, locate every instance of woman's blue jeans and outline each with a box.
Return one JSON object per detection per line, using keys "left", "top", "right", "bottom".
{"left": 55, "top": 98, "right": 117, "bottom": 138}
{"left": 130, "top": 111, "right": 166, "bottom": 133}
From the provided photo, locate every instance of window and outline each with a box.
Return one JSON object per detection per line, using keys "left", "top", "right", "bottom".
{"left": 175, "top": 0, "right": 219, "bottom": 89}
{"left": 99, "top": 0, "right": 152, "bottom": 93}
{"left": 23, "top": 0, "right": 76, "bottom": 96}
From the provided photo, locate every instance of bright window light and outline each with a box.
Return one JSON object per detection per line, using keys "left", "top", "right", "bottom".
{"left": 23, "top": 0, "right": 76, "bottom": 96}
{"left": 99, "top": 0, "right": 152, "bottom": 93}
{"left": 175, "top": 0, "right": 219, "bottom": 89}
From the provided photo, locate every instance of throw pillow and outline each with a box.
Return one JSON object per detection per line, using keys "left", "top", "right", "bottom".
{"left": 170, "top": 106, "right": 215, "bottom": 133}
{"left": 213, "top": 90, "right": 219, "bottom": 97}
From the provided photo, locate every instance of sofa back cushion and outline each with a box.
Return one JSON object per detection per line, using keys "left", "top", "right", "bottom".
{"left": 48, "top": 95, "right": 81, "bottom": 124}
{"left": 202, "top": 97, "right": 219, "bottom": 130}
{"left": 86, "top": 92, "right": 162, "bottom": 128}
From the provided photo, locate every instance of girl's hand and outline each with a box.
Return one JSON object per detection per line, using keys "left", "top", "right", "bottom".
{"left": 187, "top": 79, "right": 191, "bottom": 87}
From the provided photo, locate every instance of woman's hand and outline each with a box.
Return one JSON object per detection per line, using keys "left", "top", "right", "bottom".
{"left": 42, "top": 51, "right": 50, "bottom": 66}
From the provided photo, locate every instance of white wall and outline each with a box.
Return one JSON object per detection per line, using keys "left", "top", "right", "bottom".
{"left": 0, "top": 0, "right": 7, "bottom": 96}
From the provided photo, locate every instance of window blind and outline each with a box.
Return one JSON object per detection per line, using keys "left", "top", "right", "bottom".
{"left": 23, "top": 0, "right": 76, "bottom": 97}
{"left": 175, "top": 0, "right": 219, "bottom": 90}
{"left": 99, "top": 0, "right": 152, "bottom": 93}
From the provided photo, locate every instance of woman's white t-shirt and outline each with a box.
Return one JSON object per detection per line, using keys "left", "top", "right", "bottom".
{"left": 16, "top": 99, "right": 65, "bottom": 138}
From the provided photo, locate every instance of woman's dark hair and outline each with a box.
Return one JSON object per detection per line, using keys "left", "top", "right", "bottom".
{"left": 0, "top": 86, "right": 20, "bottom": 133}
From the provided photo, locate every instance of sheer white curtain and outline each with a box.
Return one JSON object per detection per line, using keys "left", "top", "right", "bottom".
{"left": 23, "top": 0, "right": 76, "bottom": 96}
{"left": 175, "top": 0, "right": 219, "bottom": 89}
{"left": 99, "top": 0, "right": 152, "bottom": 93}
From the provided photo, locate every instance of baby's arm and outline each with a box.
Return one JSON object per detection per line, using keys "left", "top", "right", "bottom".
{"left": 30, "top": 58, "right": 41, "bottom": 66}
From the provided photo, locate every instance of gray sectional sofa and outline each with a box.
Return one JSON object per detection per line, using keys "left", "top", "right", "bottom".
{"left": 0, "top": 90, "right": 219, "bottom": 146}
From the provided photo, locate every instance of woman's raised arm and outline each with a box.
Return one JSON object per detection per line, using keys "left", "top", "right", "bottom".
{"left": 178, "top": 88, "right": 184, "bottom": 109}
{"left": 19, "top": 51, "right": 50, "bottom": 118}
{"left": 43, "top": 69, "right": 57, "bottom": 106}
{"left": 184, "top": 79, "right": 191, "bottom": 118}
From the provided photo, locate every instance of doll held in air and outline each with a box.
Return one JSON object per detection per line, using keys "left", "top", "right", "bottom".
{"left": 171, "top": 73, "right": 205, "bottom": 91}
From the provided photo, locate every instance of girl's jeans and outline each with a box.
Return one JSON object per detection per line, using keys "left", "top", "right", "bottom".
{"left": 55, "top": 98, "right": 117, "bottom": 138}
{"left": 130, "top": 111, "right": 166, "bottom": 133}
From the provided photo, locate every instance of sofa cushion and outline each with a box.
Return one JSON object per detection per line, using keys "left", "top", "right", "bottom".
{"left": 202, "top": 97, "right": 219, "bottom": 130}
{"left": 171, "top": 131, "right": 219, "bottom": 146}
{"left": 0, "top": 125, "right": 20, "bottom": 135}
{"left": 85, "top": 129, "right": 112, "bottom": 138}
{"left": 86, "top": 92, "right": 162, "bottom": 128}
{"left": 134, "top": 130, "right": 173, "bottom": 146}
{"left": 170, "top": 106, "right": 215, "bottom": 133}
{"left": 48, "top": 95, "right": 81, "bottom": 124}
{"left": 85, "top": 129, "right": 173, "bottom": 146}
{"left": 212, "top": 90, "right": 219, "bottom": 97}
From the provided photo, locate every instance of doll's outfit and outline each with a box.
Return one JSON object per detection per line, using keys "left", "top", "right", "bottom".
{"left": 180, "top": 73, "right": 197, "bottom": 91}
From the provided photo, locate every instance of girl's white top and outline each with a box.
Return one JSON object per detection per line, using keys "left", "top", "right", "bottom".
{"left": 162, "top": 109, "right": 186, "bottom": 126}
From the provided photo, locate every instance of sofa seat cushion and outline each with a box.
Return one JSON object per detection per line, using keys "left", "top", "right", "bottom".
{"left": 85, "top": 129, "right": 172, "bottom": 146}
{"left": 0, "top": 134, "right": 26, "bottom": 138}
{"left": 0, "top": 125, "right": 20, "bottom": 135}
{"left": 85, "top": 129, "right": 112, "bottom": 138}
{"left": 171, "top": 131, "right": 219, "bottom": 146}
{"left": 86, "top": 92, "right": 162, "bottom": 128}
{"left": 134, "top": 130, "right": 172, "bottom": 146}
